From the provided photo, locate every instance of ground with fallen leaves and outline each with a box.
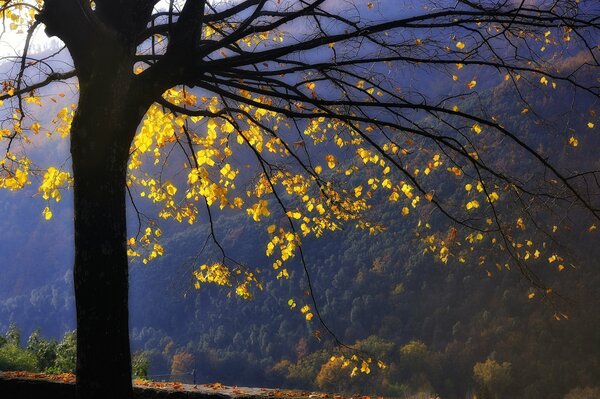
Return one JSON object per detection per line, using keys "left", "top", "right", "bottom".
{"left": 0, "top": 371, "right": 386, "bottom": 399}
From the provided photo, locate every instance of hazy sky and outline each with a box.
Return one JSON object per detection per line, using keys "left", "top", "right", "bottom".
{"left": 0, "top": 25, "right": 59, "bottom": 57}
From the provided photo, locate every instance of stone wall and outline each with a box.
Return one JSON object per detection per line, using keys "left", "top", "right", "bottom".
{"left": 0, "top": 372, "right": 337, "bottom": 399}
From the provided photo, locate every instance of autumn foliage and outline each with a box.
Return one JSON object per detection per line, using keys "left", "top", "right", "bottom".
{"left": 0, "top": 0, "right": 599, "bottom": 398}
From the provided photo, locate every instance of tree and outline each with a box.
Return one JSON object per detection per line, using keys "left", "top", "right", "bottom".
{"left": 131, "top": 351, "right": 150, "bottom": 379}
{"left": 0, "top": 342, "right": 38, "bottom": 372}
{"left": 473, "top": 358, "right": 512, "bottom": 399}
{"left": 4, "top": 323, "right": 21, "bottom": 346}
{"left": 26, "top": 329, "right": 58, "bottom": 372}
{"left": 0, "top": 1, "right": 599, "bottom": 398}
{"left": 170, "top": 351, "right": 194, "bottom": 380}
{"left": 52, "top": 330, "right": 77, "bottom": 374}
{"left": 316, "top": 356, "right": 346, "bottom": 392}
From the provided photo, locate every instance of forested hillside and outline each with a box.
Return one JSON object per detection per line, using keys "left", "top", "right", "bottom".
{"left": 1, "top": 52, "right": 599, "bottom": 399}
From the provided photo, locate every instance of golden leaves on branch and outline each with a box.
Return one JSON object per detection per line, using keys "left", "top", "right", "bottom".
{"left": 192, "top": 262, "right": 260, "bottom": 300}
{"left": 327, "top": 354, "right": 386, "bottom": 379}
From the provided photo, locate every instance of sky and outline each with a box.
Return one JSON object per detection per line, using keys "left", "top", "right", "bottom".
{"left": 0, "top": 22, "right": 59, "bottom": 57}
{"left": 0, "top": 0, "right": 420, "bottom": 58}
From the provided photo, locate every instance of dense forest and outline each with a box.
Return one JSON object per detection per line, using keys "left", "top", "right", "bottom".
{"left": 1, "top": 37, "right": 600, "bottom": 399}
{"left": 3, "top": 194, "right": 600, "bottom": 398}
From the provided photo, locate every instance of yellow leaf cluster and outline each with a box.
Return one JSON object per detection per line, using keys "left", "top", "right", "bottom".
{"left": 38, "top": 167, "right": 72, "bottom": 202}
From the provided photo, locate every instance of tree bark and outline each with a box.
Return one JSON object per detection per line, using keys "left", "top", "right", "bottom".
{"left": 72, "top": 142, "right": 131, "bottom": 399}
{"left": 37, "top": 4, "right": 175, "bottom": 398}
{"left": 70, "top": 61, "right": 151, "bottom": 399}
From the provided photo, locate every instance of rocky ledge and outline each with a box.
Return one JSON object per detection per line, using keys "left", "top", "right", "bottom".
{"left": 0, "top": 372, "right": 374, "bottom": 399}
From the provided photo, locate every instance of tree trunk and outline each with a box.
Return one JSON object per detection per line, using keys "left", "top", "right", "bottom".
{"left": 70, "top": 66, "right": 150, "bottom": 399}
{"left": 72, "top": 148, "right": 131, "bottom": 399}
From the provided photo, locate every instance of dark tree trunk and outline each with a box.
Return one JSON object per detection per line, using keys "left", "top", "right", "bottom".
{"left": 36, "top": 4, "right": 169, "bottom": 398}
{"left": 70, "top": 60, "right": 151, "bottom": 399}
{"left": 72, "top": 140, "right": 131, "bottom": 399}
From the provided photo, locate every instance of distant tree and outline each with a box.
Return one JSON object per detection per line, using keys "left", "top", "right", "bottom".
{"left": 0, "top": 343, "right": 38, "bottom": 372}
{"left": 397, "top": 340, "right": 432, "bottom": 391}
{"left": 267, "top": 358, "right": 292, "bottom": 381}
{"left": 316, "top": 356, "right": 346, "bottom": 392}
{"left": 399, "top": 340, "right": 428, "bottom": 366}
{"left": 131, "top": 351, "right": 150, "bottom": 379}
{"left": 473, "top": 358, "right": 512, "bottom": 399}
{"left": 5, "top": 323, "right": 21, "bottom": 346}
{"left": 52, "top": 330, "right": 77, "bottom": 374}
{"left": 27, "top": 329, "right": 58, "bottom": 372}
{"left": 170, "top": 351, "right": 194, "bottom": 380}
{"left": 286, "top": 350, "right": 329, "bottom": 388}
{"left": 358, "top": 336, "right": 395, "bottom": 360}
{"left": 0, "top": 1, "right": 599, "bottom": 398}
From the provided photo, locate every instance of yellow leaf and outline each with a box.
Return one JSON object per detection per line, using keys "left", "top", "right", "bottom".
{"left": 325, "top": 154, "right": 337, "bottom": 169}
{"left": 456, "top": 41, "right": 465, "bottom": 49}
{"left": 354, "top": 186, "right": 363, "bottom": 197}
{"left": 488, "top": 192, "right": 499, "bottom": 202}
{"left": 467, "top": 80, "right": 477, "bottom": 90}
{"left": 164, "top": 181, "right": 177, "bottom": 196}
{"left": 31, "top": 122, "right": 41, "bottom": 134}
{"left": 360, "top": 360, "right": 371, "bottom": 374}
{"left": 568, "top": 136, "right": 578, "bottom": 147}
{"left": 43, "top": 206, "right": 53, "bottom": 220}
{"left": 233, "top": 197, "right": 244, "bottom": 208}
{"left": 466, "top": 200, "right": 479, "bottom": 210}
